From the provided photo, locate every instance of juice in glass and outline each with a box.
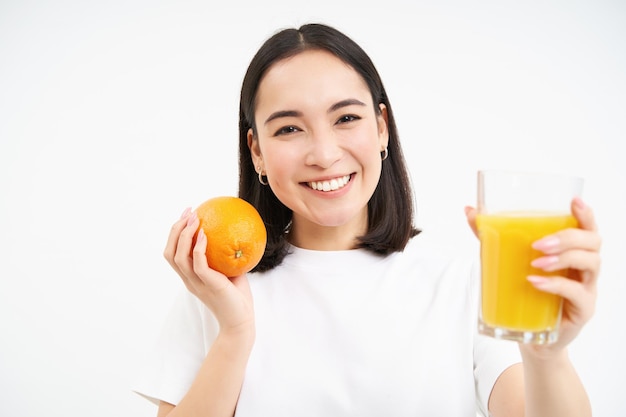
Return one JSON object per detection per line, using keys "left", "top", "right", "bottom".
{"left": 477, "top": 212, "right": 578, "bottom": 340}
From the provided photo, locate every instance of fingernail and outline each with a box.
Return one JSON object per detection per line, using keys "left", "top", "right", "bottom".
{"left": 197, "top": 228, "right": 206, "bottom": 242}
{"left": 532, "top": 236, "right": 560, "bottom": 251}
{"left": 574, "top": 197, "right": 586, "bottom": 210}
{"left": 527, "top": 275, "right": 549, "bottom": 287}
{"left": 531, "top": 255, "right": 558, "bottom": 269}
{"left": 180, "top": 207, "right": 191, "bottom": 219}
{"left": 186, "top": 211, "right": 197, "bottom": 226}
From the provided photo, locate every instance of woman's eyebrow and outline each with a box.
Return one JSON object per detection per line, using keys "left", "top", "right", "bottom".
{"left": 264, "top": 110, "right": 302, "bottom": 124}
{"left": 328, "top": 98, "right": 366, "bottom": 113}
{"left": 264, "top": 110, "right": 302, "bottom": 125}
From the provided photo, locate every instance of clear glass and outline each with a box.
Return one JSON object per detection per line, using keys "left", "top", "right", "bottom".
{"left": 476, "top": 170, "right": 584, "bottom": 344}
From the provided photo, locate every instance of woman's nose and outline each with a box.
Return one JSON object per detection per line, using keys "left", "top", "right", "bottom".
{"left": 304, "top": 130, "right": 343, "bottom": 169}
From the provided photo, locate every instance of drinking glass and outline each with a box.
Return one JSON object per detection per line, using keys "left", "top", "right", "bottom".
{"left": 476, "top": 170, "right": 583, "bottom": 344}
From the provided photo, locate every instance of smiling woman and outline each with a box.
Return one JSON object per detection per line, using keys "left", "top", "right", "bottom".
{"left": 133, "top": 23, "right": 600, "bottom": 417}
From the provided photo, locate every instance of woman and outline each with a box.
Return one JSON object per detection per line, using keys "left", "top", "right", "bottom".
{"left": 134, "top": 23, "right": 601, "bottom": 417}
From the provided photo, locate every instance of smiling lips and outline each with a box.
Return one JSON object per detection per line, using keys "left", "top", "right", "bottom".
{"left": 306, "top": 174, "right": 352, "bottom": 192}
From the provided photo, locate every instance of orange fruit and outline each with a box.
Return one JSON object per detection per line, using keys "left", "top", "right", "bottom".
{"left": 193, "top": 196, "right": 267, "bottom": 277}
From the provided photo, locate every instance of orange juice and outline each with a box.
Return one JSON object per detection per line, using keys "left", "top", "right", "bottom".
{"left": 476, "top": 212, "right": 578, "bottom": 332}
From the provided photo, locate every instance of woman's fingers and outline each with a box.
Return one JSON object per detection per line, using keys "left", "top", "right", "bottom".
{"left": 190, "top": 228, "right": 255, "bottom": 331}
{"left": 173, "top": 211, "right": 197, "bottom": 263}
{"left": 163, "top": 207, "right": 230, "bottom": 290}
{"left": 163, "top": 208, "right": 191, "bottom": 261}
{"left": 534, "top": 198, "right": 602, "bottom": 253}
{"left": 530, "top": 200, "right": 602, "bottom": 287}
{"left": 169, "top": 210, "right": 204, "bottom": 292}
{"left": 533, "top": 228, "right": 602, "bottom": 256}
{"left": 526, "top": 200, "right": 602, "bottom": 342}
{"left": 531, "top": 249, "right": 601, "bottom": 280}
{"left": 527, "top": 275, "right": 595, "bottom": 320}
{"left": 192, "top": 228, "right": 229, "bottom": 290}
{"left": 527, "top": 275, "right": 587, "bottom": 300}
{"left": 163, "top": 208, "right": 192, "bottom": 271}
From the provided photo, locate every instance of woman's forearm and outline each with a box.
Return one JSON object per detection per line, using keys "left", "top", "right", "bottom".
{"left": 166, "top": 327, "right": 255, "bottom": 417}
{"left": 521, "top": 347, "right": 592, "bottom": 417}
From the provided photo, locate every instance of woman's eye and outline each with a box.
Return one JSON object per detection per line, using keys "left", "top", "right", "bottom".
{"left": 337, "top": 114, "right": 360, "bottom": 124}
{"left": 274, "top": 126, "right": 300, "bottom": 136}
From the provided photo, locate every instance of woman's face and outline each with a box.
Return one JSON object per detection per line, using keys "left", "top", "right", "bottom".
{"left": 248, "top": 49, "right": 388, "bottom": 248}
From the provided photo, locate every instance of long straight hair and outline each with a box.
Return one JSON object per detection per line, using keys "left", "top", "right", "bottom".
{"left": 238, "top": 23, "right": 419, "bottom": 272}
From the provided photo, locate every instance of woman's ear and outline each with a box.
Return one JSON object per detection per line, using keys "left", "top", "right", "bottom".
{"left": 378, "top": 103, "right": 389, "bottom": 150}
{"left": 247, "top": 128, "right": 262, "bottom": 168}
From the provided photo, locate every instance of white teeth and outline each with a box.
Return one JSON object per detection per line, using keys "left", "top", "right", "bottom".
{"left": 308, "top": 175, "right": 351, "bottom": 192}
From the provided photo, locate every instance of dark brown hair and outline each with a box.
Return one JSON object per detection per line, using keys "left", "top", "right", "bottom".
{"left": 238, "top": 23, "right": 419, "bottom": 271}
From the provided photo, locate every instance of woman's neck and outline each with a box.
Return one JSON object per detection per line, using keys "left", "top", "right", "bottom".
{"left": 288, "top": 213, "right": 368, "bottom": 251}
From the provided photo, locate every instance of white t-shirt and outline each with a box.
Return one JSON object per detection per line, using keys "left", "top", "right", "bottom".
{"left": 134, "top": 232, "right": 521, "bottom": 416}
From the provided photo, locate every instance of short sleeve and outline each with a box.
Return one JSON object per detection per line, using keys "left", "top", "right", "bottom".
{"left": 473, "top": 332, "right": 521, "bottom": 415}
{"left": 132, "top": 289, "right": 219, "bottom": 406}
{"left": 470, "top": 260, "right": 522, "bottom": 416}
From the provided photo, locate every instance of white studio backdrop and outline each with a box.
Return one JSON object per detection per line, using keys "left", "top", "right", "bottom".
{"left": 1, "top": 1, "right": 624, "bottom": 416}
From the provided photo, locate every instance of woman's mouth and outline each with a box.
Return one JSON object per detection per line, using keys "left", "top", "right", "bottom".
{"left": 306, "top": 174, "right": 352, "bottom": 192}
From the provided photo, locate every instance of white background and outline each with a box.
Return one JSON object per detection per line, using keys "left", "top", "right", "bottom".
{"left": 1, "top": 1, "right": 625, "bottom": 416}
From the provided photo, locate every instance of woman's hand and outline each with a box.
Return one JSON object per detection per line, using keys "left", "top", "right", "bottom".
{"left": 523, "top": 197, "right": 601, "bottom": 354}
{"left": 163, "top": 208, "right": 255, "bottom": 335}
{"left": 465, "top": 197, "right": 602, "bottom": 355}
